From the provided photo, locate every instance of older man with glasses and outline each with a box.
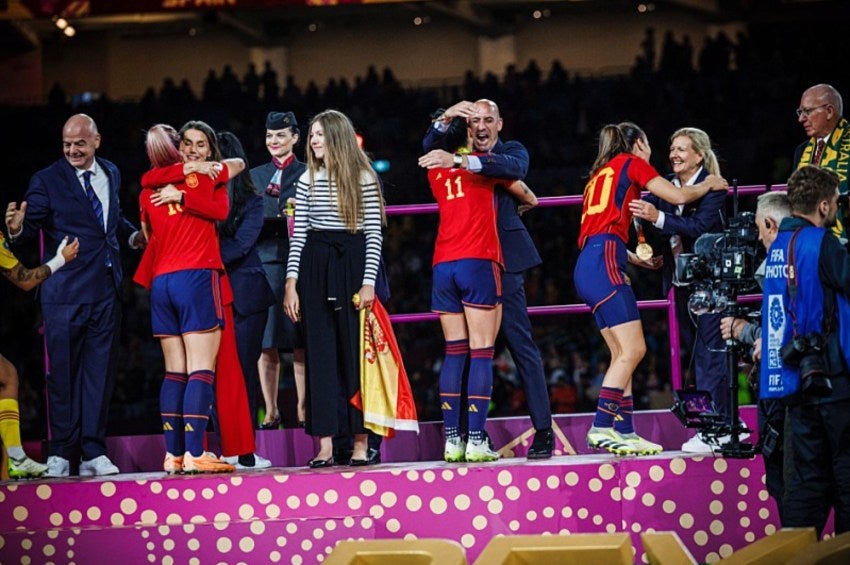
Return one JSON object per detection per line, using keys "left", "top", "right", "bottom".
{"left": 793, "top": 84, "right": 849, "bottom": 240}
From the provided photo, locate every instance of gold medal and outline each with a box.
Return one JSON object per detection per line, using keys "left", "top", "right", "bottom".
{"left": 636, "top": 242, "right": 654, "bottom": 261}
{"left": 634, "top": 220, "right": 653, "bottom": 261}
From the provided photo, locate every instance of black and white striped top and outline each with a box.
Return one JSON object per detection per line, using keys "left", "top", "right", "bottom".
{"left": 286, "top": 168, "right": 383, "bottom": 286}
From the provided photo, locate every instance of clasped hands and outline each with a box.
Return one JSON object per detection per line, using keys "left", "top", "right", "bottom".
{"left": 149, "top": 184, "right": 183, "bottom": 206}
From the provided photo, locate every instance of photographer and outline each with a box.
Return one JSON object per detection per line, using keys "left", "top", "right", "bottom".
{"left": 760, "top": 165, "right": 850, "bottom": 536}
{"left": 720, "top": 191, "right": 791, "bottom": 516}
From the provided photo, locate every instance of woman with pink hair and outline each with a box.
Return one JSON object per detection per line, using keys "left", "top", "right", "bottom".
{"left": 136, "top": 123, "right": 243, "bottom": 473}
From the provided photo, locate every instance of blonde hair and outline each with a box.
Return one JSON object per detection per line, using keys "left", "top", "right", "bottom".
{"left": 307, "top": 110, "right": 385, "bottom": 231}
{"left": 670, "top": 127, "right": 720, "bottom": 175}
{"left": 146, "top": 124, "right": 181, "bottom": 168}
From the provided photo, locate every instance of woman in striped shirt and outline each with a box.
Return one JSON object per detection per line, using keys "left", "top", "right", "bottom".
{"left": 284, "top": 110, "right": 385, "bottom": 468}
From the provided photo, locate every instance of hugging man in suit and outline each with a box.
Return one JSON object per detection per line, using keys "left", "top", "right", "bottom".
{"left": 5, "top": 114, "right": 142, "bottom": 477}
{"left": 420, "top": 99, "right": 554, "bottom": 459}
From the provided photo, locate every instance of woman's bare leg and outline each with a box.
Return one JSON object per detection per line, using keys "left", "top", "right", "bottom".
{"left": 258, "top": 348, "right": 280, "bottom": 425}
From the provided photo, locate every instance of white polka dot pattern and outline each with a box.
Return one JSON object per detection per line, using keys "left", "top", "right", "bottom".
{"left": 0, "top": 453, "right": 790, "bottom": 563}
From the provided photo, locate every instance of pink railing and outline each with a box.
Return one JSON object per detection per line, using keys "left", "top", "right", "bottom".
{"left": 385, "top": 184, "right": 773, "bottom": 389}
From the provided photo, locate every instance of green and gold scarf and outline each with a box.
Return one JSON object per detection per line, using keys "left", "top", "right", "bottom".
{"left": 797, "top": 117, "right": 850, "bottom": 239}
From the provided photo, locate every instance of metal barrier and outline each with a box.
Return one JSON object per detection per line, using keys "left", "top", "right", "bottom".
{"left": 384, "top": 184, "right": 773, "bottom": 390}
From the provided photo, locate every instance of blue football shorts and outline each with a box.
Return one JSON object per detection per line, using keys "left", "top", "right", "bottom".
{"left": 574, "top": 234, "right": 640, "bottom": 329}
{"left": 431, "top": 258, "right": 502, "bottom": 313}
{"left": 151, "top": 269, "right": 224, "bottom": 336}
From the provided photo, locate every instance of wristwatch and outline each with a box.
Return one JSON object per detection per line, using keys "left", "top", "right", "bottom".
{"left": 452, "top": 154, "right": 463, "bottom": 168}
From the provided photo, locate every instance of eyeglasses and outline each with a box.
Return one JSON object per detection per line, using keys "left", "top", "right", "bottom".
{"left": 796, "top": 104, "right": 830, "bottom": 118}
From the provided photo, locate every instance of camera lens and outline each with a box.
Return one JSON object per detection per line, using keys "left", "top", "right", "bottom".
{"left": 802, "top": 374, "right": 833, "bottom": 397}
{"left": 688, "top": 290, "right": 714, "bottom": 315}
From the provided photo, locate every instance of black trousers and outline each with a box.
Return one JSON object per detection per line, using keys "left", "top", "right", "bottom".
{"left": 298, "top": 231, "right": 366, "bottom": 438}
{"left": 757, "top": 398, "right": 786, "bottom": 516}
{"left": 499, "top": 272, "right": 552, "bottom": 431}
{"left": 782, "top": 397, "right": 850, "bottom": 535}
{"left": 43, "top": 296, "right": 120, "bottom": 460}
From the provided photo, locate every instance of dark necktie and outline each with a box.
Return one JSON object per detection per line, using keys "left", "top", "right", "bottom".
{"left": 813, "top": 139, "right": 826, "bottom": 165}
{"left": 83, "top": 171, "right": 111, "bottom": 267}
{"left": 83, "top": 171, "right": 104, "bottom": 230}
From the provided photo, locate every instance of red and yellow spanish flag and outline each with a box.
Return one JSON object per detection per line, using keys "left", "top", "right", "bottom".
{"left": 351, "top": 297, "right": 419, "bottom": 437}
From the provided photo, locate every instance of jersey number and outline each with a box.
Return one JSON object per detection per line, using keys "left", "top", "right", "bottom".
{"left": 582, "top": 166, "right": 614, "bottom": 222}
{"left": 445, "top": 176, "right": 465, "bottom": 200}
{"left": 166, "top": 203, "right": 184, "bottom": 216}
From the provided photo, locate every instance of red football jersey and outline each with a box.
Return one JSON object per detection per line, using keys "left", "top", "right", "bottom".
{"left": 139, "top": 167, "right": 230, "bottom": 278}
{"left": 429, "top": 167, "right": 503, "bottom": 267}
{"left": 577, "top": 153, "right": 659, "bottom": 248}
{"left": 141, "top": 163, "right": 184, "bottom": 190}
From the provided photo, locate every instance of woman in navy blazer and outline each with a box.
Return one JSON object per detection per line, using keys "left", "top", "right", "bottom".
{"left": 630, "top": 127, "right": 728, "bottom": 453}
{"left": 217, "top": 131, "right": 276, "bottom": 461}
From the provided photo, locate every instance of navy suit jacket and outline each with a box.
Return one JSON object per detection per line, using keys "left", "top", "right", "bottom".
{"left": 422, "top": 127, "right": 541, "bottom": 274}
{"left": 16, "top": 157, "right": 137, "bottom": 304}
{"left": 792, "top": 140, "right": 808, "bottom": 170}
{"left": 249, "top": 159, "right": 306, "bottom": 264}
{"left": 220, "top": 192, "right": 276, "bottom": 317}
{"left": 643, "top": 169, "right": 726, "bottom": 294}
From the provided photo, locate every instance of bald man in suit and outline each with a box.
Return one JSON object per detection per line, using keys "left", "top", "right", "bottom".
{"left": 6, "top": 114, "right": 143, "bottom": 477}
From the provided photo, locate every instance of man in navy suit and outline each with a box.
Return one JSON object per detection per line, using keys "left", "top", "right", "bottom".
{"left": 420, "top": 99, "right": 554, "bottom": 459}
{"left": 5, "top": 114, "right": 142, "bottom": 477}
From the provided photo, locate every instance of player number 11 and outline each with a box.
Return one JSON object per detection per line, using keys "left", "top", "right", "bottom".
{"left": 445, "top": 176, "right": 465, "bottom": 200}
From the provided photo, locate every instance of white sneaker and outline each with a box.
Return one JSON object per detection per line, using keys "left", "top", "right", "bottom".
{"left": 44, "top": 455, "right": 70, "bottom": 478}
{"left": 222, "top": 453, "right": 273, "bottom": 470}
{"left": 682, "top": 432, "right": 752, "bottom": 453}
{"left": 681, "top": 433, "right": 715, "bottom": 453}
{"left": 79, "top": 455, "right": 119, "bottom": 477}
{"left": 465, "top": 438, "right": 500, "bottom": 462}
{"left": 713, "top": 432, "right": 751, "bottom": 448}
{"left": 444, "top": 437, "right": 467, "bottom": 463}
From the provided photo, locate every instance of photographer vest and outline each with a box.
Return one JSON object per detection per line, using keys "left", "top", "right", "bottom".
{"left": 760, "top": 226, "right": 826, "bottom": 399}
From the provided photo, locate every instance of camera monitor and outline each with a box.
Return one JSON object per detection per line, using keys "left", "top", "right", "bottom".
{"left": 672, "top": 389, "right": 723, "bottom": 428}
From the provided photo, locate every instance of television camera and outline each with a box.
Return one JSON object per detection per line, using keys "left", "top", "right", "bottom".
{"left": 669, "top": 185, "right": 761, "bottom": 458}
{"left": 673, "top": 211, "right": 761, "bottom": 315}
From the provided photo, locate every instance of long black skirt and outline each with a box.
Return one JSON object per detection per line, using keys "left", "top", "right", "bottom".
{"left": 297, "top": 230, "right": 366, "bottom": 438}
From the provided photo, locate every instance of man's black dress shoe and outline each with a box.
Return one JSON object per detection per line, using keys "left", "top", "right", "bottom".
{"left": 527, "top": 428, "right": 554, "bottom": 459}
{"left": 308, "top": 456, "right": 334, "bottom": 469}
{"left": 366, "top": 447, "right": 381, "bottom": 465}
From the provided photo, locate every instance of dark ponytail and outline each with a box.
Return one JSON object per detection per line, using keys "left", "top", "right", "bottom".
{"left": 589, "top": 121, "right": 646, "bottom": 176}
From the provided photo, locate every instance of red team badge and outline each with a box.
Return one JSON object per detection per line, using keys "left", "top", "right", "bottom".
{"left": 185, "top": 173, "right": 199, "bottom": 188}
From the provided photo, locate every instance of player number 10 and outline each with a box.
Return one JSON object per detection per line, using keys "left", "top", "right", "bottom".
{"left": 582, "top": 166, "right": 614, "bottom": 221}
